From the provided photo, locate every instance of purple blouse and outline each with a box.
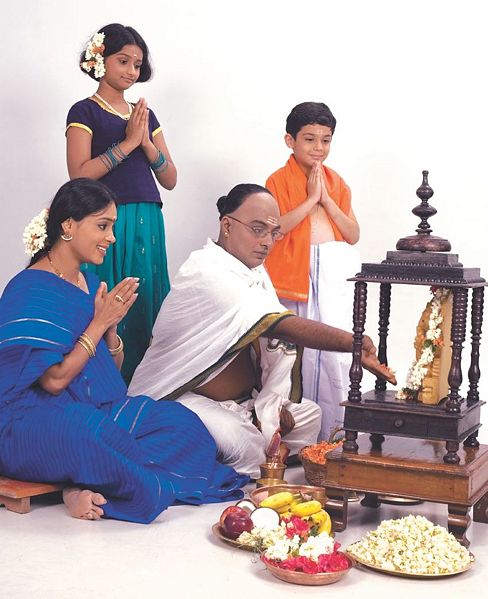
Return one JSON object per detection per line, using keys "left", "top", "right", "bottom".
{"left": 66, "top": 98, "right": 162, "bottom": 205}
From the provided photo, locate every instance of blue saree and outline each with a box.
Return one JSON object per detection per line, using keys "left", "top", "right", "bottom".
{"left": 0, "top": 269, "right": 247, "bottom": 523}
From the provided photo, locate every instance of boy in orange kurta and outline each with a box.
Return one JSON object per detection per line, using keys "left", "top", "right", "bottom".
{"left": 265, "top": 102, "right": 360, "bottom": 439}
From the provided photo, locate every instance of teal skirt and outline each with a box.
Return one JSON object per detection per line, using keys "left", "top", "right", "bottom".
{"left": 84, "top": 202, "right": 170, "bottom": 384}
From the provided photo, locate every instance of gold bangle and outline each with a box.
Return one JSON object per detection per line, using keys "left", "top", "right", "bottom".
{"left": 77, "top": 333, "right": 96, "bottom": 358}
{"left": 77, "top": 337, "right": 95, "bottom": 358}
{"left": 80, "top": 333, "right": 96, "bottom": 356}
{"left": 78, "top": 337, "right": 95, "bottom": 358}
{"left": 108, "top": 334, "right": 124, "bottom": 356}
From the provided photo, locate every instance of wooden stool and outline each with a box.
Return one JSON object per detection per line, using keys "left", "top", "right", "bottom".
{"left": 323, "top": 435, "right": 488, "bottom": 547}
{"left": 0, "top": 476, "right": 64, "bottom": 514}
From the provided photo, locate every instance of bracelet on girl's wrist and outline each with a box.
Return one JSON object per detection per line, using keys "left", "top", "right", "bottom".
{"left": 98, "top": 143, "right": 129, "bottom": 173}
{"left": 149, "top": 150, "right": 168, "bottom": 172}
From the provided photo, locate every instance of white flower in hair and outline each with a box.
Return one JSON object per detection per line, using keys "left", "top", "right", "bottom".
{"left": 22, "top": 208, "right": 49, "bottom": 257}
{"left": 81, "top": 32, "right": 106, "bottom": 79}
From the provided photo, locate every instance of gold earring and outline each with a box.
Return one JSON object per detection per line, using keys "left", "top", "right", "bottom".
{"left": 224, "top": 230, "right": 229, "bottom": 238}
{"left": 61, "top": 233, "right": 73, "bottom": 241}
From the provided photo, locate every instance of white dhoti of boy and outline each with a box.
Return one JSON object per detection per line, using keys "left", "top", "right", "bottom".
{"left": 129, "top": 240, "right": 321, "bottom": 478}
{"left": 282, "top": 241, "right": 361, "bottom": 440}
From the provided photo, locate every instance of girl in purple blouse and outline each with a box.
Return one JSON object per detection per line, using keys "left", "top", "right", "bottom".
{"left": 66, "top": 23, "right": 176, "bottom": 383}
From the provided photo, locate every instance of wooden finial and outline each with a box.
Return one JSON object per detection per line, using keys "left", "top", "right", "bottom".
{"left": 396, "top": 170, "right": 451, "bottom": 252}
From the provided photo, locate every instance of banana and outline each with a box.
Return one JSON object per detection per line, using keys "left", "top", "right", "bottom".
{"left": 290, "top": 499, "right": 322, "bottom": 517}
{"left": 276, "top": 503, "right": 293, "bottom": 514}
{"left": 259, "top": 491, "right": 294, "bottom": 510}
{"left": 309, "top": 509, "right": 332, "bottom": 534}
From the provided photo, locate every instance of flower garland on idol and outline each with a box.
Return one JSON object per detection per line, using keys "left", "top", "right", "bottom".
{"left": 396, "top": 287, "right": 451, "bottom": 400}
{"left": 81, "top": 32, "right": 106, "bottom": 79}
{"left": 22, "top": 208, "right": 49, "bottom": 257}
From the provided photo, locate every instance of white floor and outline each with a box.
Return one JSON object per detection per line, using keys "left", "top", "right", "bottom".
{"left": 1, "top": 465, "right": 486, "bottom": 599}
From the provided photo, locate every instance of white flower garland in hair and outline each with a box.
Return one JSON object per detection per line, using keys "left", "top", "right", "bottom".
{"left": 81, "top": 32, "right": 106, "bottom": 79}
{"left": 396, "top": 287, "right": 451, "bottom": 400}
{"left": 22, "top": 208, "right": 49, "bottom": 257}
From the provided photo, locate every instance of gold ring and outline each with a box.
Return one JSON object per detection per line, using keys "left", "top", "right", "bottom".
{"left": 115, "top": 294, "right": 125, "bottom": 303}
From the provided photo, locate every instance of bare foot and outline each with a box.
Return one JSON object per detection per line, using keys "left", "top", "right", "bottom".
{"left": 63, "top": 488, "right": 107, "bottom": 520}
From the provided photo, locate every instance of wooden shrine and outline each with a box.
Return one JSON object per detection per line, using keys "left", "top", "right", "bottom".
{"left": 323, "top": 171, "right": 488, "bottom": 545}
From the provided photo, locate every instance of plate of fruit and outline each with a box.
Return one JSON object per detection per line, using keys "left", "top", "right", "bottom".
{"left": 213, "top": 499, "right": 280, "bottom": 551}
{"left": 213, "top": 486, "right": 332, "bottom": 552}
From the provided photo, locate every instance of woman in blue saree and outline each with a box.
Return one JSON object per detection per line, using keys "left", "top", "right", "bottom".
{"left": 0, "top": 178, "right": 247, "bottom": 523}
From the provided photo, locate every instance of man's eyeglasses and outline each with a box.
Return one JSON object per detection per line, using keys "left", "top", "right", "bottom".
{"left": 226, "top": 216, "right": 284, "bottom": 241}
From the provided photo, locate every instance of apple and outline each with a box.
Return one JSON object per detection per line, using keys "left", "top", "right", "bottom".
{"left": 219, "top": 505, "right": 247, "bottom": 528}
{"left": 222, "top": 511, "right": 254, "bottom": 540}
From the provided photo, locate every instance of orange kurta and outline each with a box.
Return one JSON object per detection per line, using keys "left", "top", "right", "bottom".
{"left": 265, "top": 154, "right": 351, "bottom": 302}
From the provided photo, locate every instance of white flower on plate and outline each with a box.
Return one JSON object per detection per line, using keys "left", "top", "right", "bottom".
{"left": 265, "top": 538, "right": 293, "bottom": 561}
{"left": 237, "top": 524, "right": 286, "bottom": 550}
{"left": 297, "top": 532, "right": 335, "bottom": 560}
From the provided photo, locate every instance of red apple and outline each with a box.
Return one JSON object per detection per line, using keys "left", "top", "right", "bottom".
{"left": 222, "top": 512, "right": 254, "bottom": 540}
{"left": 219, "top": 506, "right": 247, "bottom": 528}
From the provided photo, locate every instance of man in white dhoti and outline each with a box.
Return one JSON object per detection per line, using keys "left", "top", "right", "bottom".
{"left": 129, "top": 184, "right": 387, "bottom": 478}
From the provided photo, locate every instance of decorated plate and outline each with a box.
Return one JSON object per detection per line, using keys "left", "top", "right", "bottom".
{"left": 263, "top": 556, "right": 352, "bottom": 586}
{"left": 345, "top": 548, "right": 475, "bottom": 578}
{"left": 211, "top": 522, "right": 256, "bottom": 552}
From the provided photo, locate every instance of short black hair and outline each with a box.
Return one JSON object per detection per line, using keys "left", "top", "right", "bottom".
{"left": 79, "top": 23, "right": 152, "bottom": 82}
{"left": 29, "top": 179, "right": 117, "bottom": 266}
{"left": 217, "top": 184, "right": 272, "bottom": 219}
{"left": 286, "top": 102, "right": 336, "bottom": 138}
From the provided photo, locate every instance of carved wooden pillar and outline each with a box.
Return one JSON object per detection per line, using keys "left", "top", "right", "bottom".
{"left": 348, "top": 281, "right": 367, "bottom": 403}
{"left": 464, "top": 287, "right": 484, "bottom": 448}
{"left": 344, "top": 281, "right": 367, "bottom": 454}
{"left": 446, "top": 287, "right": 468, "bottom": 414}
{"left": 375, "top": 283, "right": 391, "bottom": 392}
{"left": 467, "top": 287, "right": 484, "bottom": 405}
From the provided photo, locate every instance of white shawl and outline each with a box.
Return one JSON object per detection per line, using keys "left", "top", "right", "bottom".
{"left": 129, "top": 240, "right": 301, "bottom": 443}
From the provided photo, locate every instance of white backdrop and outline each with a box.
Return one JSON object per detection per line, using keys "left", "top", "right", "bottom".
{"left": 2, "top": 0, "right": 488, "bottom": 438}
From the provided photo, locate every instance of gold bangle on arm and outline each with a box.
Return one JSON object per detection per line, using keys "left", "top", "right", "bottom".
{"left": 80, "top": 333, "right": 97, "bottom": 356}
{"left": 77, "top": 332, "right": 96, "bottom": 358}
{"left": 108, "top": 334, "right": 124, "bottom": 356}
{"left": 77, "top": 337, "right": 95, "bottom": 358}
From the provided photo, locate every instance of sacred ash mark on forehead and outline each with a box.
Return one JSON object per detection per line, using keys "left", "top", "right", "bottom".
{"left": 267, "top": 216, "right": 279, "bottom": 226}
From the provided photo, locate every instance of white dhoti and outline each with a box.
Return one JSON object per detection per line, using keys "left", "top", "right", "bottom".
{"left": 282, "top": 241, "right": 361, "bottom": 440}
{"left": 176, "top": 392, "right": 320, "bottom": 479}
{"left": 129, "top": 240, "right": 322, "bottom": 477}
{"left": 174, "top": 335, "right": 321, "bottom": 478}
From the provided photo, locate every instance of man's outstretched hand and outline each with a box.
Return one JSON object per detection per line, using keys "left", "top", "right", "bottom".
{"left": 361, "top": 350, "right": 397, "bottom": 385}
